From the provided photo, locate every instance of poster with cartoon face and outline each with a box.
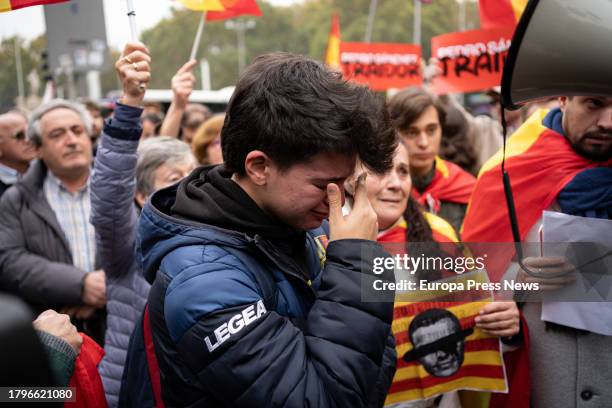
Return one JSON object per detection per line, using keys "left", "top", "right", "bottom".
{"left": 386, "top": 271, "right": 508, "bottom": 405}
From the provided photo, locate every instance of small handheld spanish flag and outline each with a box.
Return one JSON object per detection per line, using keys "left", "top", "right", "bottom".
{"left": 1, "top": 0, "right": 68, "bottom": 13}
{"left": 325, "top": 13, "right": 340, "bottom": 69}
{"left": 206, "top": 0, "right": 262, "bottom": 21}
{"left": 176, "top": 0, "right": 224, "bottom": 11}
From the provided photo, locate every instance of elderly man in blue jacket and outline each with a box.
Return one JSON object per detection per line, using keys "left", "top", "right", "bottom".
{"left": 119, "top": 43, "right": 398, "bottom": 408}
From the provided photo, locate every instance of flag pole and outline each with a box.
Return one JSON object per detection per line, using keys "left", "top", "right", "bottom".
{"left": 413, "top": 0, "right": 421, "bottom": 47}
{"left": 126, "top": 0, "right": 139, "bottom": 41}
{"left": 125, "top": 0, "right": 146, "bottom": 91}
{"left": 190, "top": 12, "right": 207, "bottom": 61}
{"left": 364, "top": 0, "right": 377, "bottom": 43}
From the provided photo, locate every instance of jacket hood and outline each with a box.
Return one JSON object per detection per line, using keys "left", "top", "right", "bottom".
{"left": 137, "top": 181, "right": 254, "bottom": 284}
{"left": 137, "top": 165, "right": 306, "bottom": 283}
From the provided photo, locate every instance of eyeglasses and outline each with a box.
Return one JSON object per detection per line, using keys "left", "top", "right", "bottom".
{"left": 9, "top": 130, "right": 27, "bottom": 142}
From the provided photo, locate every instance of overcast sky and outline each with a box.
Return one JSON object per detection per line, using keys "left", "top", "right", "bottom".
{"left": 0, "top": 0, "right": 302, "bottom": 48}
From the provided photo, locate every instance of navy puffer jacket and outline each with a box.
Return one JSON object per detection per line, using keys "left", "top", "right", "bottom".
{"left": 126, "top": 168, "right": 397, "bottom": 407}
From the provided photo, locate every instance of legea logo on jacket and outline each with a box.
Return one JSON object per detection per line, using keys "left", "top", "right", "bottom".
{"left": 204, "top": 300, "right": 267, "bottom": 352}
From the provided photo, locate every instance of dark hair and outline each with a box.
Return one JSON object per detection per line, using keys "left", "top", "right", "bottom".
{"left": 83, "top": 100, "right": 101, "bottom": 114}
{"left": 143, "top": 113, "right": 163, "bottom": 136}
{"left": 439, "top": 103, "right": 478, "bottom": 175}
{"left": 388, "top": 87, "right": 447, "bottom": 132}
{"left": 405, "top": 196, "right": 434, "bottom": 243}
{"left": 221, "top": 52, "right": 397, "bottom": 175}
{"left": 404, "top": 197, "right": 444, "bottom": 281}
{"left": 181, "top": 104, "right": 212, "bottom": 128}
{"left": 408, "top": 308, "right": 460, "bottom": 341}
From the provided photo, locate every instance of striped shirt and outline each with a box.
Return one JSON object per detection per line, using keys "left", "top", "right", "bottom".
{"left": 44, "top": 171, "right": 96, "bottom": 272}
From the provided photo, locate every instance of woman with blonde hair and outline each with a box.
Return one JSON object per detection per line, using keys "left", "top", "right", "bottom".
{"left": 192, "top": 113, "right": 225, "bottom": 165}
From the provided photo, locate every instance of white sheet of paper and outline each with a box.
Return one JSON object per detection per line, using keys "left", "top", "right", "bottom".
{"left": 540, "top": 211, "right": 612, "bottom": 335}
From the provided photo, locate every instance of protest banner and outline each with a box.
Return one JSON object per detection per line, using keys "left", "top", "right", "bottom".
{"left": 430, "top": 27, "right": 514, "bottom": 94}
{"left": 339, "top": 42, "right": 422, "bottom": 91}
{"left": 386, "top": 269, "right": 508, "bottom": 404}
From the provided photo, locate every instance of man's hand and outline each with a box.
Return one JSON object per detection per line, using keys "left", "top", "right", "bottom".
{"left": 60, "top": 305, "right": 97, "bottom": 320}
{"left": 475, "top": 301, "right": 520, "bottom": 337}
{"left": 171, "top": 60, "right": 197, "bottom": 109}
{"left": 327, "top": 173, "right": 378, "bottom": 242}
{"left": 82, "top": 270, "right": 106, "bottom": 308}
{"left": 517, "top": 256, "right": 576, "bottom": 291}
{"left": 115, "top": 42, "right": 151, "bottom": 107}
{"left": 33, "top": 310, "right": 83, "bottom": 354}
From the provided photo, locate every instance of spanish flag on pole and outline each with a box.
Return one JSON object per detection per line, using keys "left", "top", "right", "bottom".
{"left": 0, "top": 0, "right": 67, "bottom": 12}
{"left": 176, "top": 0, "right": 225, "bottom": 11}
{"left": 206, "top": 0, "right": 262, "bottom": 21}
{"left": 177, "top": 0, "right": 261, "bottom": 19}
{"left": 325, "top": 13, "right": 341, "bottom": 70}
{"left": 478, "top": 0, "right": 527, "bottom": 30}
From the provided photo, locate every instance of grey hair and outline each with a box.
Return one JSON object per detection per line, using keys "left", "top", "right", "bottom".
{"left": 27, "top": 99, "right": 93, "bottom": 146}
{"left": 136, "top": 136, "right": 195, "bottom": 197}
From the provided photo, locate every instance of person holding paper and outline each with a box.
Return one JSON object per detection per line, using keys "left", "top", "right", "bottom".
{"left": 462, "top": 96, "right": 612, "bottom": 407}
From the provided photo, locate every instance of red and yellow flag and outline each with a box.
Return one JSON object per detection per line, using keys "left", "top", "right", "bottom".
{"left": 176, "top": 0, "right": 225, "bottom": 11}
{"left": 478, "top": 0, "right": 527, "bottom": 30}
{"left": 462, "top": 109, "right": 608, "bottom": 245}
{"left": 205, "top": 0, "right": 262, "bottom": 21}
{"left": 385, "top": 272, "right": 507, "bottom": 405}
{"left": 378, "top": 214, "right": 459, "bottom": 245}
{"left": 325, "top": 13, "right": 341, "bottom": 69}
{"left": 0, "top": 0, "right": 67, "bottom": 13}
{"left": 461, "top": 110, "right": 611, "bottom": 281}
{"left": 413, "top": 158, "right": 476, "bottom": 213}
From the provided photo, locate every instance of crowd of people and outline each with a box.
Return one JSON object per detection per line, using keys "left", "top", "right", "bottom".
{"left": 0, "top": 38, "right": 610, "bottom": 408}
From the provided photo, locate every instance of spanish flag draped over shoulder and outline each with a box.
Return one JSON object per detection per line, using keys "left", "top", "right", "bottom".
{"left": 378, "top": 213, "right": 458, "bottom": 245}
{"left": 325, "top": 13, "right": 341, "bottom": 70}
{"left": 462, "top": 109, "right": 608, "bottom": 247}
{"left": 478, "top": 0, "right": 527, "bottom": 30}
{"left": 413, "top": 158, "right": 476, "bottom": 213}
{"left": 205, "top": 0, "right": 262, "bottom": 21}
{"left": 0, "top": 0, "right": 67, "bottom": 12}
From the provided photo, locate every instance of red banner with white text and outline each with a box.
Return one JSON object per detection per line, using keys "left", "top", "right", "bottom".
{"left": 430, "top": 28, "right": 513, "bottom": 95}
{"left": 340, "top": 42, "right": 423, "bottom": 91}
